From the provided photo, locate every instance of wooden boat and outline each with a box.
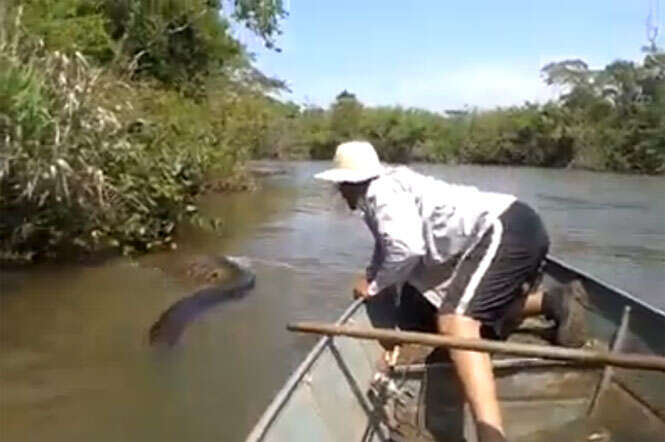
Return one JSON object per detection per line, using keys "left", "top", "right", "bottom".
{"left": 246, "top": 257, "right": 665, "bottom": 442}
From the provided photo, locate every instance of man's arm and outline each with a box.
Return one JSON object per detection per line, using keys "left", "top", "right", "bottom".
{"left": 366, "top": 192, "right": 425, "bottom": 296}
{"left": 366, "top": 241, "right": 382, "bottom": 282}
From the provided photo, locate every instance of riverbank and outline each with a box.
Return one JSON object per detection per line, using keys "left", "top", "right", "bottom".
{"left": 0, "top": 4, "right": 285, "bottom": 264}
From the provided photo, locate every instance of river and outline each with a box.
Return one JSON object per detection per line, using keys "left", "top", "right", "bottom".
{"left": 1, "top": 162, "right": 663, "bottom": 441}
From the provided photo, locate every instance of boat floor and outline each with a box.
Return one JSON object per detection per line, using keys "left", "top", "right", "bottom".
{"left": 379, "top": 319, "right": 665, "bottom": 442}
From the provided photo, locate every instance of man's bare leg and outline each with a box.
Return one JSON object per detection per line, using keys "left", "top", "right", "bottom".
{"left": 438, "top": 314, "right": 506, "bottom": 442}
{"left": 522, "top": 290, "right": 544, "bottom": 317}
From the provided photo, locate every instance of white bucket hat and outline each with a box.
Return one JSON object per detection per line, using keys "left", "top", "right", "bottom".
{"left": 314, "top": 141, "right": 384, "bottom": 183}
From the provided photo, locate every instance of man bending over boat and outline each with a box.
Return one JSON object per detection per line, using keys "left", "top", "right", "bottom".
{"left": 315, "top": 141, "right": 586, "bottom": 442}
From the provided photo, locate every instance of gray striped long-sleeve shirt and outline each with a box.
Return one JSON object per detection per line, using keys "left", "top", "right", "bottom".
{"left": 359, "top": 167, "right": 516, "bottom": 300}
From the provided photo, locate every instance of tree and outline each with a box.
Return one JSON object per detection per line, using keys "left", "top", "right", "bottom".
{"left": 17, "top": 0, "right": 287, "bottom": 93}
{"left": 330, "top": 90, "right": 363, "bottom": 140}
{"left": 230, "top": 0, "right": 287, "bottom": 50}
{"left": 360, "top": 107, "right": 428, "bottom": 163}
{"left": 541, "top": 54, "right": 665, "bottom": 173}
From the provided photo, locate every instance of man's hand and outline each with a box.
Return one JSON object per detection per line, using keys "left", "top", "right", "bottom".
{"left": 353, "top": 275, "right": 371, "bottom": 299}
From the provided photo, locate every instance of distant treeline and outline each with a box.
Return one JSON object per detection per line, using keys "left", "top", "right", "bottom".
{"left": 255, "top": 57, "right": 664, "bottom": 175}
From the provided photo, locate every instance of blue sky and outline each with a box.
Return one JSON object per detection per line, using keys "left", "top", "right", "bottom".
{"left": 233, "top": 0, "right": 662, "bottom": 111}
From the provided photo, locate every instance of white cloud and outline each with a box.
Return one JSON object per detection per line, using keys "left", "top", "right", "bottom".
{"left": 279, "top": 63, "right": 565, "bottom": 112}
{"left": 388, "top": 64, "right": 559, "bottom": 112}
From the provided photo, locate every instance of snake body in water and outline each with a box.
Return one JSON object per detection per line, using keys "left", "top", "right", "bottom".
{"left": 148, "top": 255, "right": 256, "bottom": 346}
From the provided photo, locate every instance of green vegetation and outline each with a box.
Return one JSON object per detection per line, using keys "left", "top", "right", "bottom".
{"left": 262, "top": 55, "right": 664, "bottom": 174}
{"left": 1, "top": 1, "right": 662, "bottom": 264}
{"left": 0, "top": 1, "right": 286, "bottom": 262}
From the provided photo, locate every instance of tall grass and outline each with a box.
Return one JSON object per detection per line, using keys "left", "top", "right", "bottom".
{"left": 0, "top": 8, "right": 245, "bottom": 262}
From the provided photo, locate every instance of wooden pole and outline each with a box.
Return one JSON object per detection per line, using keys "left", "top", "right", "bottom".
{"left": 287, "top": 322, "right": 665, "bottom": 373}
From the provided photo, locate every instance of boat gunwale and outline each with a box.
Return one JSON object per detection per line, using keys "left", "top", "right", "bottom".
{"left": 545, "top": 255, "right": 665, "bottom": 317}
{"left": 245, "top": 256, "right": 665, "bottom": 441}
{"left": 245, "top": 298, "right": 365, "bottom": 442}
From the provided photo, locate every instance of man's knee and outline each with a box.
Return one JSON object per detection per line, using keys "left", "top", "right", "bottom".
{"left": 437, "top": 313, "right": 482, "bottom": 338}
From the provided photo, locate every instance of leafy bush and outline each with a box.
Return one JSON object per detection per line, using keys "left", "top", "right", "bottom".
{"left": 0, "top": 11, "right": 241, "bottom": 262}
{"left": 0, "top": 0, "right": 289, "bottom": 263}
{"left": 456, "top": 105, "right": 574, "bottom": 167}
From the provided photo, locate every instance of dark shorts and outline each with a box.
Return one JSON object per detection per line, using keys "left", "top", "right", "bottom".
{"left": 400, "top": 201, "right": 550, "bottom": 339}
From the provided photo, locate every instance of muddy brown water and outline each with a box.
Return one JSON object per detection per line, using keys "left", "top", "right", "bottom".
{"left": 1, "top": 162, "right": 663, "bottom": 441}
